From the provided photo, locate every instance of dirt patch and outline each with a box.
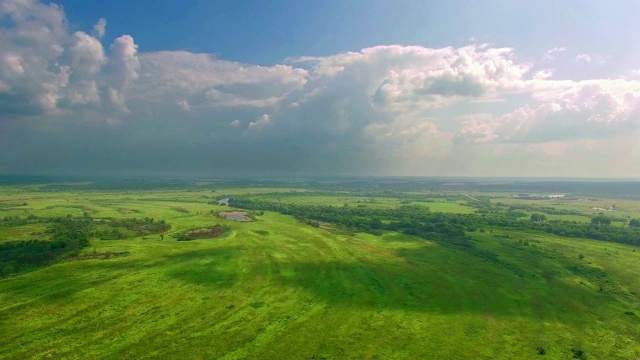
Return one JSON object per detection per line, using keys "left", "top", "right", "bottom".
{"left": 219, "top": 211, "right": 252, "bottom": 222}
{"left": 178, "top": 224, "right": 230, "bottom": 241}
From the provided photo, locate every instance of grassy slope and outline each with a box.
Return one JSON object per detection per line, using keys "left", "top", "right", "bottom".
{"left": 1, "top": 190, "right": 639, "bottom": 359}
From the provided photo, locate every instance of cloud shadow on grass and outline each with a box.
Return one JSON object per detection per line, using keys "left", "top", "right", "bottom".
{"left": 163, "top": 246, "right": 244, "bottom": 288}
{"left": 160, "top": 243, "right": 632, "bottom": 326}
{"left": 2, "top": 240, "right": 634, "bottom": 329}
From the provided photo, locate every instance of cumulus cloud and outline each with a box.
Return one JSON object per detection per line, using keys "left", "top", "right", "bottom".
{"left": 67, "top": 31, "right": 106, "bottom": 76}
{"left": 92, "top": 18, "right": 106, "bottom": 39}
{"left": 246, "top": 114, "right": 271, "bottom": 131}
{"left": 533, "top": 69, "right": 554, "bottom": 80}
{"left": 177, "top": 100, "right": 191, "bottom": 112}
{"left": 109, "top": 35, "right": 140, "bottom": 89}
{"left": 0, "top": 0, "right": 70, "bottom": 115}
{"left": 3, "top": 0, "right": 640, "bottom": 177}
{"left": 576, "top": 54, "right": 592, "bottom": 63}
{"left": 455, "top": 83, "right": 640, "bottom": 144}
{"left": 0, "top": 0, "right": 134, "bottom": 118}
{"left": 543, "top": 47, "right": 566, "bottom": 60}
{"left": 133, "top": 51, "right": 307, "bottom": 111}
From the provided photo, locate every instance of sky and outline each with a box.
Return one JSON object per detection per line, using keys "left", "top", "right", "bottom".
{"left": 1, "top": 0, "right": 640, "bottom": 178}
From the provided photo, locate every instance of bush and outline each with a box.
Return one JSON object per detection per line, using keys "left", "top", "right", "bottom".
{"left": 571, "top": 349, "right": 587, "bottom": 360}
{"left": 177, "top": 224, "right": 230, "bottom": 241}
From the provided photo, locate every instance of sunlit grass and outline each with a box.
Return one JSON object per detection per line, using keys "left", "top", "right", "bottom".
{"left": 1, "top": 189, "right": 639, "bottom": 359}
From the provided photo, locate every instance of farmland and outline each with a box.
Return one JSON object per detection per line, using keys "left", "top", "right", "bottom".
{"left": 1, "top": 178, "right": 640, "bottom": 359}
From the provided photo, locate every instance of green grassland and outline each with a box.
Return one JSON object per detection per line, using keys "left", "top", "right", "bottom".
{"left": 247, "top": 193, "right": 476, "bottom": 213}
{"left": 1, "top": 188, "right": 640, "bottom": 359}
{"left": 491, "top": 196, "right": 640, "bottom": 219}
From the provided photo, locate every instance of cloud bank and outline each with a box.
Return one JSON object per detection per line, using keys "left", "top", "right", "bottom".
{"left": 1, "top": 0, "right": 640, "bottom": 177}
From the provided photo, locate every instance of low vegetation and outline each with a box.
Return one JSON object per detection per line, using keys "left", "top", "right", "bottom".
{"left": 176, "top": 224, "right": 230, "bottom": 241}
{"left": 0, "top": 218, "right": 90, "bottom": 277}
{"left": 1, "top": 179, "right": 640, "bottom": 359}
{"left": 231, "top": 198, "right": 640, "bottom": 246}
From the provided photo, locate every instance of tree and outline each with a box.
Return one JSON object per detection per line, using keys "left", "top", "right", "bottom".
{"left": 630, "top": 218, "right": 640, "bottom": 228}
{"left": 591, "top": 214, "right": 612, "bottom": 226}
{"left": 530, "top": 213, "right": 547, "bottom": 222}
{"left": 370, "top": 218, "right": 383, "bottom": 229}
{"left": 571, "top": 348, "right": 587, "bottom": 360}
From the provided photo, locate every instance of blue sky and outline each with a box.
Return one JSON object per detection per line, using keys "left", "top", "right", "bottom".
{"left": 54, "top": 0, "right": 468, "bottom": 62}
{"left": 50, "top": 0, "right": 640, "bottom": 67}
{"left": 2, "top": 0, "right": 640, "bottom": 177}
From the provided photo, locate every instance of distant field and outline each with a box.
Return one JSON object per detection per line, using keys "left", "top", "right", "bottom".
{"left": 0, "top": 223, "right": 50, "bottom": 242}
{"left": 413, "top": 201, "right": 476, "bottom": 214}
{"left": 253, "top": 193, "right": 477, "bottom": 214}
{"left": 512, "top": 212, "right": 592, "bottom": 223}
{"left": 1, "top": 187, "right": 640, "bottom": 359}
{"left": 259, "top": 194, "right": 401, "bottom": 209}
{"left": 492, "top": 196, "right": 640, "bottom": 219}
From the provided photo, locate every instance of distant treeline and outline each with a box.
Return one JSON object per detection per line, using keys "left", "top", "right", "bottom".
{"left": 95, "top": 217, "right": 170, "bottom": 240}
{"left": 1, "top": 215, "right": 171, "bottom": 276}
{"left": 493, "top": 202, "right": 583, "bottom": 216}
{"left": 230, "top": 199, "right": 640, "bottom": 247}
{"left": 15, "top": 176, "right": 640, "bottom": 199}
{"left": 1, "top": 214, "right": 171, "bottom": 240}
{"left": 0, "top": 218, "right": 91, "bottom": 277}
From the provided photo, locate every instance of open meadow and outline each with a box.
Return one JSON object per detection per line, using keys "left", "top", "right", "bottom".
{"left": 2, "top": 181, "right": 640, "bottom": 359}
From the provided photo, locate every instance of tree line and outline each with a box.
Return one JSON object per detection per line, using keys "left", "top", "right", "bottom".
{"left": 1, "top": 215, "right": 172, "bottom": 276}
{"left": 1, "top": 217, "right": 91, "bottom": 277}
{"left": 229, "top": 198, "right": 640, "bottom": 247}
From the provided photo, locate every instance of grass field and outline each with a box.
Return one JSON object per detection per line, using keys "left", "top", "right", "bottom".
{"left": 491, "top": 196, "right": 640, "bottom": 219}
{"left": 1, "top": 188, "right": 640, "bottom": 359}
{"left": 252, "top": 193, "right": 477, "bottom": 213}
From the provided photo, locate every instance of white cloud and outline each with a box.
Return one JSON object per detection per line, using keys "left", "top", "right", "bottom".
{"left": 543, "top": 47, "right": 566, "bottom": 60}
{"left": 454, "top": 117, "right": 500, "bottom": 144}
{"left": 247, "top": 114, "right": 271, "bottom": 131}
{"left": 130, "top": 51, "right": 308, "bottom": 113}
{"left": 177, "top": 100, "right": 191, "bottom": 112}
{"left": 67, "top": 31, "right": 106, "bottom": 76}
{"left": 3, "top": 1, "right": 640, "bottom": 176}
{"left": 302, "top": 44, "right": 531, "bottom": 117}
{"left": 107, "top": 87, "right": 128, "bottom": 113}
{"left": 454, "top": 83, "right": 640, "bottom": 144}
{"left": 533, "top": 69, "right": 554, "bottom": 80}
{"left": 109, "top": 35, "right": 140, "bottom": 88}
{"left": 1, "top": 53, "right": 25, "bottom": 76}
{"left": 576, "top": 53, "right": 610, "bottom": 65}
{"left": 93, "top": 18, "right": 106, "bottom": 39}
{"left": 576, "top": 54, "right": 592, "bottom": 63}
{"left": 67, "top": 80, "right": 100, "bottom": 106}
